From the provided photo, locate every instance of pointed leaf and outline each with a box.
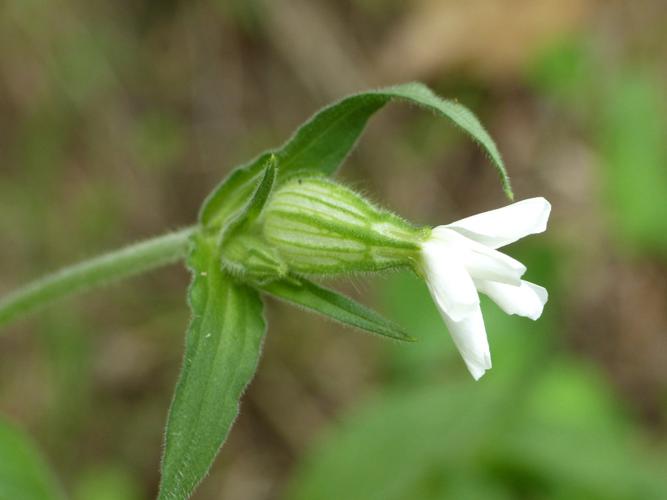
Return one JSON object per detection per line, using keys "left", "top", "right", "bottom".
{"left": 224, "top": 156, "right": 278, "bottom": 240}
{"left": 262, "top": 278, "right": 413, "bottom": 342}
{"left": 201, "top": 82, "right": 511, "bottom": 229}
{"left": 159, "top": 234, "right": 266, "bottom": 500}
{"left": 0, "top": 416, "right": 65, "bottom": 500}
{"left": 243, "top": 155, "right": 277, "bottom": 225}
{"left": 200, "top": 152, "right": 273, "bottom": 231}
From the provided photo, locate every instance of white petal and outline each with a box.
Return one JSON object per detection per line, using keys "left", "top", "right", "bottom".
{"left": 421, "top": 239, "right": 479, "bottom": 322}
{"left": 476, "top": 280, "right": 548, "bottom": 320}
{"left": 446, "top": 197, "right": 551, "bottom": 249}
{"left": 431, "top": 227, "right": 525, "bottom": 285}
{"left": 439, "top": 305, "right": 491, "bottom": 380}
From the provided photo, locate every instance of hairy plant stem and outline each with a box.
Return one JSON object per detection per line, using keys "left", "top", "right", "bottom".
{"left": 0, "top": 227, "right": 196, "bottom": 329}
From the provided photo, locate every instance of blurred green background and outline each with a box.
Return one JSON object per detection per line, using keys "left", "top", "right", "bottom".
{"left": 1, "top": 0, "right": 667, "bottom": 499}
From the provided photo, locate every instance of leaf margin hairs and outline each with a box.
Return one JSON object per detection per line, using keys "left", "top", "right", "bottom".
{"left": 159, "top": 233, "right": 267, "bottom": 500}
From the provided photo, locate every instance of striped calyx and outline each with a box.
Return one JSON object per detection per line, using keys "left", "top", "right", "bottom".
{"left": 261, "top": 176, "right": 425, "bottom": 275}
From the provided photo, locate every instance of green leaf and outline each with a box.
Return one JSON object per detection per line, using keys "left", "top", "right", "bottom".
{"left": 262, "top": 278, "right": 413, "bottom": 342}
{"left": 201, "top": 82, "right": 511, "bottom": 229}
{"left": 222, "top": 156, "right": 278, "bottom": 241}
{"left": 159, "top": 233, "right": 267, "bottom": 500}
{"left": 0, "top": 416, "right": 65, "bottom": 500}
{"left": 243, "top": 155, "right": 277, "bottom": 225}
{"left": 199, "top": 151, "right": 273, "bottom": 232}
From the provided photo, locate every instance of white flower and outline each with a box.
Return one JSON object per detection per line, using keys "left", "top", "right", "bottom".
{"left": 420, "top": 198, "right": 551, "bottom": 380}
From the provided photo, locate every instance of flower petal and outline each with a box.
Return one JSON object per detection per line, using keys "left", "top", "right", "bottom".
{"left": 421, "top": 239, "right": 479, "bottom": 322}
{"left": 464, "top": 247, "right": 526, "bottom": 285}
{"left": 431, "top": 227, "right": 525, "bottom": 285}
{"left": 439, "top": 305, "right": 491, "bottom": 380}
{"left": 476, "top": 280, "right": 548, "bottom": 320}
{"left": 446, "top": 197, "right": 551, "bottom": 249}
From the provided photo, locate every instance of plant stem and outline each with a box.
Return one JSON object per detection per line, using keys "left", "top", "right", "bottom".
{"left": 0, "top": 227, "right": 196, "bottom": 329}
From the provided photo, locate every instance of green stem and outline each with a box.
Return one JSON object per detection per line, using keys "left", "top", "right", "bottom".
{"left": 0, "top": 227, "right": 196, "bottom": 329}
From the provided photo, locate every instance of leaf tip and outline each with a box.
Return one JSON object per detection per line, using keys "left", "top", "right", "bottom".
{"left": 504, "top": 182, "right": 515, "bottom": 201}
{"left": 384, "top": 328, "right": 417, "bottom": 343}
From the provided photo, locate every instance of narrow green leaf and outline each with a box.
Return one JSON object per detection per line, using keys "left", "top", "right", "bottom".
{"left": 0, "top": 416, "right": 65, "bottom": 500}
{"left": 223, "top": 156, "right": 278, "bottom": 240}
{"left": 159, "top": 233, "right": 266, "bottom": 500}
{"left": 201, "top": 82, "right": 511, "bottom": 229}
{"left": 262, "top": 278, "right": 413, "bottom": 342}
{"left": 243, "top": 155, "right": 277, "bottom": 224}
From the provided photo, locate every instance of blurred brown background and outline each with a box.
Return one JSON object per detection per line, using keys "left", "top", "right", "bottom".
{"left": 1, "top": 0, "right": 667, "bottom": 499}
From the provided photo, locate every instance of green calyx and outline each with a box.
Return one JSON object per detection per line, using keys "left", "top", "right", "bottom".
{"left": 217, "top": 169, "right": 426, "bottom": 282}
{"left": 260, "top": 176, "right": 424, "bottom": 276}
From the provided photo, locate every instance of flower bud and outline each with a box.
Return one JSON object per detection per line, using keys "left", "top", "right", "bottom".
{"left": 261, "top": 177, "right": 425, "bottom": 275}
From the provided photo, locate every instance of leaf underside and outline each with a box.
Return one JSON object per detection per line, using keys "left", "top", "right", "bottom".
{"left": 159, "top": 234, "right": 266, "bottom": 500}
{"left": 263, "top": 278, "right": 414, "bottom": 342}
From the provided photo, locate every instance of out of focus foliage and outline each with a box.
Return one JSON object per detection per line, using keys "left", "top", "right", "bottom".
{"left": 0, "top": 417, "right": 64, "bottom": 500}
{"left": 1, "top": 1, "right": 666, "bottom": 499}
{"left": 286, "top": 271, "right": 667, "bottom": 500}
{"left": 531, "top": 38, "right": 667, "bottom": 252}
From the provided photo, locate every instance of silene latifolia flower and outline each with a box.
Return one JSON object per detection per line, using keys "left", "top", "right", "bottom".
{"left": 419, "top": 198, "right": 550, "bottom": 380}
{"left": 254, "top": 176, "right": 550, "bottom": 380}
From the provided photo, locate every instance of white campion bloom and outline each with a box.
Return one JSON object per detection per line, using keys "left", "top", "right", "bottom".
{"left": 420, "top": 198, "right": 551, "bottom": 380}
